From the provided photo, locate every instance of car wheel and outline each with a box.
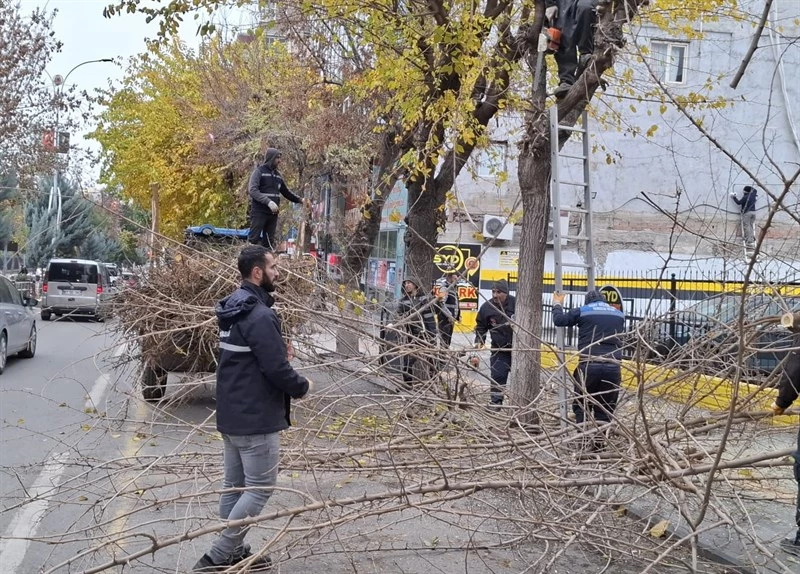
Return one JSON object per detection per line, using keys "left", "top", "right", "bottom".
{"left": 41, "top": 310, "right": 51, "bottom": 321}
{"left": 141, "top": 364, "right": 168, "bottom": 401}
{"left": 18, "top": 326, "right": 36, "bottom": 359}
{"left": 0, "top": 332, "right": 7, "bottom": 375}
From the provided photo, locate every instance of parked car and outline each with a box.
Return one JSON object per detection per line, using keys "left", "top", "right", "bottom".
{"left": 645, "top": 292, "right": 800, "bottom": 377}
{"left": 41, "top": 259, "right": 114, "bottom": 321}
{"left": 104, "top": 263, "right": 120, "bottom": 286}
{"left": 120, "top": 271, "right": 139, "bottom": 289}
{"left": 0, "top": 275, "right": 37, "bottom": 374}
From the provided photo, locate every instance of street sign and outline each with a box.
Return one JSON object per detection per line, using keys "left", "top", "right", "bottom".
{"left": 599, "top": 284, "right": 623, "bottom": 311}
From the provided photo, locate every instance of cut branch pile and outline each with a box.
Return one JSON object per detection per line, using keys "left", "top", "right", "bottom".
{"left": 111, "top": 246, "right": 318, "bottom": 373}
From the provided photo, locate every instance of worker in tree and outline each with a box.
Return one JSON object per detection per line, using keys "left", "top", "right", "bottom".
{"left": 395, "top": 276, "right": 438, "bottom": 385}
{"left": 247, "top": 148, "right": 310, "bottom": 250}
{"left": 771, "top": 330, "right": 800, "bottom": 557}
{"left": 474, "top": 280, "right": 516, "bottom": 406}
{"left": 552, "top": 289, "right": 624, "bottom": 447}
{"left": 546, "top": 0, "right": 599, "bottom": 99}
{"left": 730, "top": 184, "right": 758, "bottom": 249}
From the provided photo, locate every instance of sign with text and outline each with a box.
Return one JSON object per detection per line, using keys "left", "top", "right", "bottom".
{"left": 434, "top": 243, "right": 481, "bottom": 311}
{"left": 599, "top": 285, "right": 624, "bottom": 311}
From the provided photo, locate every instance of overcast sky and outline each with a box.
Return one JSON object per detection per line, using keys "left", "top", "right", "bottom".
{"left": 21, "top": 0, "right": 210, "bottom": 183}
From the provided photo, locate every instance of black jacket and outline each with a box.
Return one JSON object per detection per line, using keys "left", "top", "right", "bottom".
{"left": 435, "top": 280, "right": 460, "bottom": 325}
{"left": 733, "top": 188, "right": 757, "bottom": 213}
{"left": 775, "top": 333, "right": 800, "bottom": 410}
{"left": 475, "top": 295, "right": 516, "bottom": 350}
{"left": 553, "top": 300, "right": 625, "bottom": 359}
{"left": 396, "top": 293, "right": 438, "bottom": 340}
{"left": 215, "top": 281, "right": 309, "bottom": 435}
{"left": 248, "top": 164, "right": 302, "bottom": 213}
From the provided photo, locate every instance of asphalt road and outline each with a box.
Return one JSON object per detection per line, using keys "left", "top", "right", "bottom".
{"left": 0, "top": 315, "right": 126, "bottom": 573}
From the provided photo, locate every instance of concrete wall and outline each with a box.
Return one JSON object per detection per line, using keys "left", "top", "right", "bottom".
{"left": 443, "top": 0, "right": 800, "bottom": 275}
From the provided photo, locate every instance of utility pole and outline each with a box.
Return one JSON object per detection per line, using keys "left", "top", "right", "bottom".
{"left": 45, "top": 58, "right": 114, "bottom": 239}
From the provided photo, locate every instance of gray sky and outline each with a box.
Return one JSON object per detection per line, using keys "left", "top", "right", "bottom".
{"left": 22, "top": 0, "right": 203, "bottom": 183}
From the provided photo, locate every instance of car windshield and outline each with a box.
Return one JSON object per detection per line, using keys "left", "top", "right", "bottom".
{"left": 682, "top": 293, "right": 799, "bottom": 325}
{"left": 49, "top": 262, "right": 98, "bottom": 284}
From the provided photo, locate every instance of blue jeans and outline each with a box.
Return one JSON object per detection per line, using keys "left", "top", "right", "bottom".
{"left": 208, "top": 433, "right": 280, "bottom": 564}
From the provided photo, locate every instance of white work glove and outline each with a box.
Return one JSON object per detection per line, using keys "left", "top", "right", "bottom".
{"left": 729, "top": 193, "right": 737, "bottom": 199}
{"left": 268, "top": 200, "right": 279, "bottom": 213}
{"left": 545, "top": 5, "right": 558, "bottom": 23}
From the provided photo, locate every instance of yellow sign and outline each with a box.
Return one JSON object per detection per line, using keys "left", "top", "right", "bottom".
{"left": 499, "top": 250, "right": 519, "bottom": 267}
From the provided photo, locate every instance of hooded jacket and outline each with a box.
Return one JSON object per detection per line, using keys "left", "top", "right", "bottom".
{"left": 552, "top": 290, "right": 625, "bottom": 359}
{"left": 248, "top": 148, "right": 303, "bottom": 213}
{"left": 215, "top": 281, "right": 309, "bottom": 435}
{"left": 733, "top": 186, "right": 757, "bottom": 213}
{"left": 396, "top": 277, "right": 437, "bottom": 339}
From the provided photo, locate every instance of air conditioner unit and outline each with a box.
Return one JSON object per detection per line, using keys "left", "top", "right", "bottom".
{"left": 482, "top": 215, "right": 513, "bottom": 241}
{"left": 545, "top": 215, "right": 570, "bottom": 246}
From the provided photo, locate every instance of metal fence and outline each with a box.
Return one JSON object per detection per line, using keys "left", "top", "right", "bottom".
{"left": 512, "top": 270, "right": 800, "bottom": 348}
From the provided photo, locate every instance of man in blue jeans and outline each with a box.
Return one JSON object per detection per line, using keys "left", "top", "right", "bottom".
{"left": 194, "top": 245, "right": 312, "bottom": 572}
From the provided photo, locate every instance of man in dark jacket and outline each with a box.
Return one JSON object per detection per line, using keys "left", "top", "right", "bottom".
{"left": 395, "top": 276, "right": 438, "bottom": 385}
{"left": 730, "top": 184, "right": 758, "bottom": 248}
{"left": 435, "top": 269, "right": 461, "bottom": 348}
{"left": 247, "top": 148, "right": 309, "bottom": 250}
{"left": 474, "top": 280, "right": 516, "bottom": 405}
{"left": 194, "top": 245, "right": 311, "bottom": 572}
{"left": 552, "top": 289, "right": 625, "bottom": 427}
{"left": 546, "top": 0, "right": 599, "bottom": 98}
{"left": 771, "top": 331, "right": 800, "bottom": 557}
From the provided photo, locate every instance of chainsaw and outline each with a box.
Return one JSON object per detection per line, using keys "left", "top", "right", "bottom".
{"left": 533, "top": 26, "right": 561, "bottom": 90}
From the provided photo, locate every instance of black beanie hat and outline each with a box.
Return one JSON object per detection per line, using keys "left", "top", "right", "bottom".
{"left": 585, "top": 289, "right": 604, "bottom": 304}
{"left": 493, "top": 280, "right": 509, "bottom": 294}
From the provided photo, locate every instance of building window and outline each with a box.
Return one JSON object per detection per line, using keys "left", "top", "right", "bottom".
{"left": 475, "top": 142, "right": 507, "bottom": 178}
{"left": 650, "top": 41, "right": 687, "bottom": 84}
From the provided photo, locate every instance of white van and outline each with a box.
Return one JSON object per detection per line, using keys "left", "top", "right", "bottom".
{"left": 41, "top": 259, "right": 113, "bottom": 321}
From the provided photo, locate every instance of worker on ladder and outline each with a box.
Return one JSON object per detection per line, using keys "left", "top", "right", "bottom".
{"left": 551, "top": 289, "right": 624, "bottom": 448}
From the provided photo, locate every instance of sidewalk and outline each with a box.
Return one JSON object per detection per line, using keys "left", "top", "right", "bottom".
{"left": 292, "top": 326, "right": 800, "bottom": 574}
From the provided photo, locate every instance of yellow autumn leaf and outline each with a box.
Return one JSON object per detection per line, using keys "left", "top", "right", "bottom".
{"left": 649, "top": 520, "right": 670, "bottom": 538}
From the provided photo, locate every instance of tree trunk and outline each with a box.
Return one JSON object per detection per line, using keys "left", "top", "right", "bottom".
{"left": 404, "top": 177, "right": 443, "bottom": 289}
{"left": 335, "top": 130, "right": 404, "bottom": 356}
{"left": 509, "top": 124, "right": 551, "bottom": 425}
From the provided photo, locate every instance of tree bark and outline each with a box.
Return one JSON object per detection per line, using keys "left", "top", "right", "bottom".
{"left": 336, "top": 129, "right": 404, "bottom": 356}
{"left": 509, "top": 117, "right": 551, "bottom": 424}
{"left": 508, "top": 0, "right": 645, "bottom": 421}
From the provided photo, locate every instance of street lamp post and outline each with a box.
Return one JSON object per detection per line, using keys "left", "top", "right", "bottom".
{"left": 46, "top": 58, "right": 113, "bottom": 236}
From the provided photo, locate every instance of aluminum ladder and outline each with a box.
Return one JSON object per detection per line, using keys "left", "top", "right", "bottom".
{"left": 549, "top": 106, "right": 596, "bottom": 425}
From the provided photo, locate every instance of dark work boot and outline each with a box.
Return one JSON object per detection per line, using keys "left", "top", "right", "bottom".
{"left": 554, "top": 82, "right": 572, "bottom": 99}
{"left": 192, "top": 554, "right": 226, "bottom": 573}
{"left": 576, "top": 53, "right": 593, "bottom": 77}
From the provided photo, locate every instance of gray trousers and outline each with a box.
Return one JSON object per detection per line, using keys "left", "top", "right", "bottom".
{"left": 208, "top": 433, "right": 280, "bottom": 564}
{"left": 741, "top": 211, "right": 756, "bottom": 245}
